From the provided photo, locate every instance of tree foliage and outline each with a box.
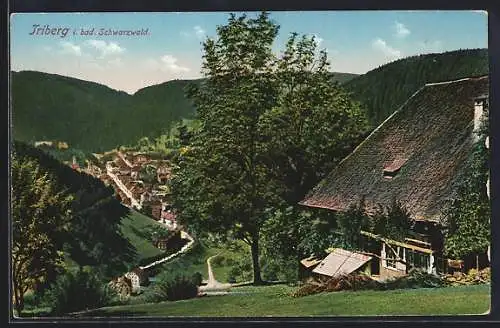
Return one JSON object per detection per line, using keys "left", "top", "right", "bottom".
{"left": 443, "top": 115, "right": 490, "bottom": 259}
{"left": 11, "top": 152, "right": 73, "bottom": 315}
{"left": 43, "top": 267, "right": 115, "bottom": 316}
{"left": 171, "top": 12, "right": 369, "bottom": 284}
{"left": 13, "top": 141, "right": 137, "bottom": 280}
{"left": 372, "top": 200, "right": 414, "bottom": 242}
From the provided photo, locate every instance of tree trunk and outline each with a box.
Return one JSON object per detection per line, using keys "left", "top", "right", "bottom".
{"left": 13, "top": 280, "right": 24, "bottom": 316}
{"left": 250, "top": 234, "right": 263, "bottom": 285}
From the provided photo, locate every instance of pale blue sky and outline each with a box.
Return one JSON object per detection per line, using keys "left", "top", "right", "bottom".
{"left": 11, "top": 11, "right": 488, "bottom": 94}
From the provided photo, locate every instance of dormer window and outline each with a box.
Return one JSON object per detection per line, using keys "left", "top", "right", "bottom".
{"left": 383, "top": 159, "right": 407, "bottom": 179}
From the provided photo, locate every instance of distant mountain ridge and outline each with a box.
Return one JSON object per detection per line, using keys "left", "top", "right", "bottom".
{"left": 11, "top": 48, "right": 488, "bottom": 152}
{"left": 344, "top": 48, "right": 488, "bottom": 126}
{"left": 11, "top": 71, "right": 199, "bottom": 152}
{"left": 11, "top": 70, "right": 358, "bottom": 152}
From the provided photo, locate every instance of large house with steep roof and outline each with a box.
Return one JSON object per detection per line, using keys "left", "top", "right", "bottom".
{"left": 300, "top": 76, "right": 489, "bottom": 279}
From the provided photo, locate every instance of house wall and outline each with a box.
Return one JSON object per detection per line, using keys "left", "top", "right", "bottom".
{"left": 380, "top": 266, "right": 406, "bottom": 279}
{"left": 379, "top": 242, "right": 407, "bottom": 279}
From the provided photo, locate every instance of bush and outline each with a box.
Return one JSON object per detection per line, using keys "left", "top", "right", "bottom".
{"left": 43, "top": 268, "right": 115, "bottom": 315}
{"left": 146, "top": 272, "right": 199, "bottom": 302}
{"left": 382, "top": 269, "right": 447, "bottom": 290}
{"left": 211, "top": 254, "right": 225, "bottom": 267}
{"left": 191, "top": 272, "right": 203, "bottom": 286}
{"left": 292, "top": 273, "right": 380, "bottom": 297}
{"left": 260, "top": 256, "right": 298, "bottom": 284}
{"left": 226, "top": 257, "right": 253, "bottom": 283}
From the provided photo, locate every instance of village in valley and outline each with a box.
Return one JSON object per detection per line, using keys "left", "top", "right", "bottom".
{"left": 10, "top": 11, "right": 491, "bottom": 318}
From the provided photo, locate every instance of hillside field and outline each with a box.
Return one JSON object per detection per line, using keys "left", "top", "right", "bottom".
{"left": 119, "top": 210, "right": 165, "bottom": 262}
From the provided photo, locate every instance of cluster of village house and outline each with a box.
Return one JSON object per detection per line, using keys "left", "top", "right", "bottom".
{"left": 82, "top": 151, "right": 178, "bottom": 230}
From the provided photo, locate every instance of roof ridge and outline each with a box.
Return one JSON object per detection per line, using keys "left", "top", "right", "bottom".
{"left": 300, "top": 84, "right": 427, "bottom": 203}
{"left": 424, "top": 75, "right": 488, "bottom": 87}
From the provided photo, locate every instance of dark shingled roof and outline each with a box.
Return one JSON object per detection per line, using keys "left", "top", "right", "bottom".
{"left": 300, "top": 76, "right": 489, "bottom": 224}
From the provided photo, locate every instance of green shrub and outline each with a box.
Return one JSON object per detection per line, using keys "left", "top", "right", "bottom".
{"left": 146, "top": 272, "right": 199, "bottom": 302}
{"left": 44, "top": 268, "right": 115, "bottom": 315}
{"left": 191, "top": 272, "right": 203, "bottom": 286}
{"left": 211, "top": 255, "right": 225, "bottom": 267}
{"left": 226, "top": 257, "right": 253, "bottom": 283}
{"left": 382, "top": 269, "right": 447, "bottom": 290}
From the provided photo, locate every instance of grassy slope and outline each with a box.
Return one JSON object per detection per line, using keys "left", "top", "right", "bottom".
{"left": 120, "top": 210, "right": 165, "bottom": 262}
{"left": 84, "top": 284, "right": 490, "bottom": 317}
{"left": 155, "top": 239, "right": 250, "bottom": 282}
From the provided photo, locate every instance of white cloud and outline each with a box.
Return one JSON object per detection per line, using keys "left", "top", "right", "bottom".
{"left": 142, "top": 55, "right": 190, "bottom": 73}
{"left": 84, "top": 40, "right": 125, "bottom": 58}
{"left": 372, "top": 38, "right": 402, "bottom": 59}
{"left": 194, "top": 26, "right": 205, "bottom": 39}
{"left": 59, "top": 41, "right": 82, "bottom": 56}
{"left": 181, "top": 25, "right": 206, "bottom": 39}
{"left": 43, "top": 46, "right": 52, "bottom": 52}
{"left": 394, "top": 21, "right": 410, "bottom": 38}
{"left": 160, "top": 54, "right": 190, "bottom": 72}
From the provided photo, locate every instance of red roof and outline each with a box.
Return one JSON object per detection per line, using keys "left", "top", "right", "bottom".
{"left": 162, "top": 211, "right": 176, "bottom": 221}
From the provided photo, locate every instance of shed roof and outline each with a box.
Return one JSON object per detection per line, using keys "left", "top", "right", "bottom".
{"left": 312, "top": 248, "right": 372, "bottom": 277}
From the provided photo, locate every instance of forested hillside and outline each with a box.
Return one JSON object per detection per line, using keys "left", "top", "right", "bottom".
{"left": 345, "top": 48, "right": 488, "bottom": 126}
{"left": 11, "top": 71, "right": 357, "bottom": 153}
{"left": 11, "top": 49, "right": 488, "bottom": 152}
{"left": 11, "top": 71, "right": 198, "bottom": 152}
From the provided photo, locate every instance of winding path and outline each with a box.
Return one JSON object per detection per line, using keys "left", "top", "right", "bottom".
{"left": 139, "top": 230, "right": 194, "bottom": 270}
{"left": 198, "top": 254, "right": 232, "bottom": 295}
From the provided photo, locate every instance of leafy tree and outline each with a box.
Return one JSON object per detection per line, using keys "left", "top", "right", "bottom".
{"left": 13, "top": 141, "right": 137, "bottom": 280}
{"left": 258, "top": 33, "right": 369, "bottom": 276}
{"left": 443, "top": 115, "right": 490, "bottom": 260}
{"left": 171, "top": 12, "right": 281, "bottom": 284}
{"left": 139, "top": 164, "right": 157, "bottom": 184}
{"left": 372, "top": 200, "right": 414, "bottom": 242}
{"left": 336, "top": 201, "right": 371, "bottom": 250}
{"left": 171, "top": 12, "right": 369, "bottom": 284}
{"left": 11, "top": 153, "right": 73, "bottom": 315}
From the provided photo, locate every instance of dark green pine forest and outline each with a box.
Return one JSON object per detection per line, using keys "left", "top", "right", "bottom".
{"left": 344, "top": 48, "right": 488, "bottom": 126}
{"left": 11, "top": 71, "right": 199, "bottom": 152}
{"left": 12, "top": 48, "right": 488, "bottom": 153}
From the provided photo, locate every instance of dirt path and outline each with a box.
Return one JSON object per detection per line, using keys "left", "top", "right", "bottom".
{"left": 139, "top": 230, "right": 194, "bottom": 270}
{"left": 198, "top": 254, "right": 232, "bottom": 294}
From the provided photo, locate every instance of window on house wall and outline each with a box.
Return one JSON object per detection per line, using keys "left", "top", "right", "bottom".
{"left": 405, "top": 249, "right": 430, "bottom": 271}
{"left": 385, "top": 245, "right": 399, "bottom": 269}
{"left": 383, "top": 159, "right": 407, "bottom": 180}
